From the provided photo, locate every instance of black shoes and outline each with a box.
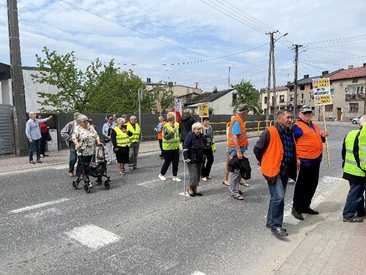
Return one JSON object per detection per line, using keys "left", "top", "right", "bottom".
{"left": 303, "top": 208, "right": 319, "bottom": 215}
{"left": 291, "top": 207, "right": 304, "bottom": 220}
{"left": 271, "top": 226, "right": 288, "bottom": 237}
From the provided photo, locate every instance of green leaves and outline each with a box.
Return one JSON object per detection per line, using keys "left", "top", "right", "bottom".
{"left": 32, "top": 47, "right": 153, "bottom": 114}
{"left": 232, "top": 80, "right": 262, "bottom": 114}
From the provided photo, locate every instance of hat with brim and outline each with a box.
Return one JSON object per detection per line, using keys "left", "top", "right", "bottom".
{"left": 300, "top": 105, "right": 312, "bottom": 113}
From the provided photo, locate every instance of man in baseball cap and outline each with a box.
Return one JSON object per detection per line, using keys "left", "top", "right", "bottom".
{"left": 299, "top": 105, "right": 313, "bottom": 113}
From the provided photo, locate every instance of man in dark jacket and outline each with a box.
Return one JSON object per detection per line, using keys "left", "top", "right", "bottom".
{"left": 179, "top": 109, "right": 195, "bottom": 143}
{"left": 253, "top": 109, "right": 297, "bottom": 238}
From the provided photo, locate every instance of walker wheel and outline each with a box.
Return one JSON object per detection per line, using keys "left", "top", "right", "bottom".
{"left": 72, "top": 180, "right": 78, "bottom": 189}
{"left": 104, "top": 180, "right": 110, "bottom": 190}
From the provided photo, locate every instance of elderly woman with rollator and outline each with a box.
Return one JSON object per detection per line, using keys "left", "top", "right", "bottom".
{"left": 183, "top": 122, "right": 205, "bottom": 197}
{"left": 111, "top": 118, "right": 132, "bottom": 175}
{"left": 72, "top": 114, "right": 101, "bottom": 186}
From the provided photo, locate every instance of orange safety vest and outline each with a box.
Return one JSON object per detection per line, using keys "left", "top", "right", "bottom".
{"left": 227, "top": 115, "right": 248, "bottom": 149}
{"left": 157, "top": 121, "right": 166, "bottom": 140}
{"left": 261, "top": 126, "right": 284, "bottom": 178}
{"left": 294, "top": 121, "right": 323, "bottom": 159}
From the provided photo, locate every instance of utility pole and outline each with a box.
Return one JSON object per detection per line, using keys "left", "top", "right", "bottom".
{"left": 272, "top": 33, "right": 277, "bottom": 113}
{"left": 7, "top": 0, "right": 28, "bottom": 156}
{"left": 265, "top": 33, "right": 273, "bottom": 126}
{"left": 292, "top": 44, "right": 302, "bottom": 114}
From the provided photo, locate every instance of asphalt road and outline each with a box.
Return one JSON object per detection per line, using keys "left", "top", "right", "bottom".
{"left": 0, "top": 124, "right": 355, "bottom": 275}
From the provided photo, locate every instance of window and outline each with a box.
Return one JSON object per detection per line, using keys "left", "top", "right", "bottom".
{"left": 279, "top": 95, "right": 285, "bottom": 103}
{"left": 232, "top": 93, "right": 237, "bottom": 103}
{"left": 300, "top": 85, "right": 305, "bottom": 90}
{"left": 264, "top": 96, "right": 268, "bottom": 104}
{"left": 352, "top": 78, "right": 358, "bottom": 83}
{"left": 349, "top": 103, "right": 359, "bottom": 112}
{"left": 325, "top": 104, "right": 333, "bottom": 112}
{"left": 330, "top": 88, "right": 334, "bottom": 95}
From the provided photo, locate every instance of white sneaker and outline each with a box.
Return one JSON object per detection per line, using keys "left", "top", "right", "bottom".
{"left": 172, "top": 177, "right": 182, "bottom": 182}
{"left": 158, "top": 174, "right": 166, "bottom": 181}
{"left": 202, "top": 177, "right": 208, "bottom": 182}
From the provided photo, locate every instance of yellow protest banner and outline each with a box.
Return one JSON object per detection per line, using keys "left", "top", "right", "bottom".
{"left": 198, "top": 104, "right": 209, "bottom": 118}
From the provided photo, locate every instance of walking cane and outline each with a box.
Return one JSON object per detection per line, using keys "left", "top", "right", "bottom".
{"left": 181, "top": 149, "right": 187, "bottom": 201}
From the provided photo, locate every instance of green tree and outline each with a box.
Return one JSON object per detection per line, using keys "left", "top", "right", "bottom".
{"left": 151, "top": 82, "right": 174, "bottom": 114}
{"left": 232, "top": 80, "right": 262, "bottom": 114}
{"left": 32, "top": 47, "right": 153, "bottom": 114}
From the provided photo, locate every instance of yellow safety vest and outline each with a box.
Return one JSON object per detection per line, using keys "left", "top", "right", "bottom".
{"left": 344, "top": 129, "right": 365, "bottom": 177}
{"left": 126, "top": 122, "right": 141, "bottom": 143}
{"left": 162, "top": 122, "right": 180, "bottom": 150}
{"left": 358, "top": 126, "right": 366, "bottom": 170}
{"left": 114, "top": 126, "right": 130, "bottom": 147}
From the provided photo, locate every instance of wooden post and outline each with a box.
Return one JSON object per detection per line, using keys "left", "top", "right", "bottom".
{"left": 322, "top": 105, "right": 330, "bottom": 167}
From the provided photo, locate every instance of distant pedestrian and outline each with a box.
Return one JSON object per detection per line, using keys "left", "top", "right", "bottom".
{"left": 111, "top": 118, "right": 131, "bottom": 175}
{"left": 183, "top": 122, "right": 205, "bottom": 196}
{"left": 61, "top": 112, "right": 80, "bottom": 177}
{"left": 341, "top": 116, "right": 366, "bottom": 223}
{"left": 253, "top": 109, "right": 296, "bottom": 237}
{"left": 25, "top": 112, "right": 52, "bottom": 164}
{"left": 158, "top": 112, "right": 181, "bottom": 182}
{"left": 102, "top": 115, "right": 116, "bottom": 164}
{"left": 37, "top": 115, "right": 51, "bottom": 158}
{"left": 154, "top": 116, "right": 166, "bottom": 159}
{"left": 291, "top": 105, "right": 329, "bottom": 221}
{"left": 201, "top": 117, "right": 215, "bottom": 181}
{"left": 179, "top": 109, "right": 195, "bottom": 143}
{"left": 126, "top": 115, "right": 141, "bottom": 171}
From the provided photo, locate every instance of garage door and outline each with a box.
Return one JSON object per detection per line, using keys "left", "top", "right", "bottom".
{"left": 0, "top": 104, "right": 13, "bottom": 155}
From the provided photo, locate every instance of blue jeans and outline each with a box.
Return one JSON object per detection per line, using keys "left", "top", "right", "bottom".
{"left": 29, "top": 138, "right": 41, "bottom": 161}
{"left": 343, "top": 180, "right": 366, "bottom": 220}
{"left": 267, "top": 169, "right": 288, "bottom": 228}
{"left": 69, "top": 143, "right": 78, "bottom": 173}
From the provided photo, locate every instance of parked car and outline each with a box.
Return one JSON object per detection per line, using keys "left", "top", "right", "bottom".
{"left": 352, "top": 116, "right": 361, "bottom": 124}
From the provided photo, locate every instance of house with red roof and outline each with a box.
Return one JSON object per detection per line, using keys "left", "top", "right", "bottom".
{"left": 329, "top": 64, "right": 366, "bottom": 121}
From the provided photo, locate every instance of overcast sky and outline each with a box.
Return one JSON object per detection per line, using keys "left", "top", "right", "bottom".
{"left": 1, "top": 0, "right": 366, "bottom": 92}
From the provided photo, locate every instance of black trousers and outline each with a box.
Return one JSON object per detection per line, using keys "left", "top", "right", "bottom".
{"left": 202, "top": 148, "right": 214, "bottom": 177}
{"left": 293, "top": 160, "right": 320, "bottom": 212}
{"left": 158, "top": 139, "right": 164, "bottom": 156}
{"left": 76, "top": 155, "right": 93, "bottom": 180}
{"left": 160, "top": 149, "right": 179, "bottom": 176}
{"left": 40, "top": 133, "right": 48, "bottom": 155}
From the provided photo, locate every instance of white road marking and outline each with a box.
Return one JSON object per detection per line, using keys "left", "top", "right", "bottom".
{"left": 192, "top": 271, "right": 206, "bottom": 275}
{"left": 52, "top": 164, "right": 69, "bottom": 170}
{"left": 9, "top": 198, "right": 70, "bottom": 214}
{"left": 24, "top": 207, "right": 62, "bottom": 219}
{"left": 65, "top": 224, "right": 121, "bottom": 250}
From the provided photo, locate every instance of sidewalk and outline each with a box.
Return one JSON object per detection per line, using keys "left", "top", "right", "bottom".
{"left": 273, "top": 180, "right": 366, "bottom": 275}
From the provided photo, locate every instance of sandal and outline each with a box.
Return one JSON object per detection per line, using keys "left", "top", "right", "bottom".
{"left": 222, "top": 180, "right": 230, "bottom": 186}
{"left": 343, "top": 217, "right": 363, "bottom": 222}
{"left": 232, "top": 194, "right": 244, "bottom": 200}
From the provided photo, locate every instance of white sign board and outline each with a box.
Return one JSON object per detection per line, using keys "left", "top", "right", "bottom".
{"left": 312, "top": 78, "right": 332, "bottom": 105}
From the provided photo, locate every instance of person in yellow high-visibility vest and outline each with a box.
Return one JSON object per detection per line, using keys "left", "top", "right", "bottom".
{"left": 111, "top": 118, "right": 131, "bottom": 175}
{"left": 158, "top": 112, "right": 181, "bottom": 182}
{"left": 126, "top": 115, "right": 141, "bottom": 171}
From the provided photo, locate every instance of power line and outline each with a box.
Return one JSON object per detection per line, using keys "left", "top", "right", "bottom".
{"left": 303, "top": 33, "right": 366, "bottom": 47}
{"left": 198, "top": 0, "right": 266, "bottom": 33}
{"left": 75, "top": 43, "right": 269, "bottom": 67}
{"left": 57, "top": 0, "right": 209, "bottom": 57}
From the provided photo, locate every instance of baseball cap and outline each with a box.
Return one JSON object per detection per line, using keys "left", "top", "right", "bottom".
{"left": 300, "top": 105, "right": 313, "bottom": 113}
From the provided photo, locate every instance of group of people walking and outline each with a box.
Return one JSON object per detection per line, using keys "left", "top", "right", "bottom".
{"left": 28, "top": 104, "right": 365, "bottom": 239}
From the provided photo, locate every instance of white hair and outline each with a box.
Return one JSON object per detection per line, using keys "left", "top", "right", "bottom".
{"left": 192, "top": 122, "right": 202, "bottom": 131}
{"left": 76, "top": 114, "right": 88, "bottom": 124}
{"left": 116, "top": 118, "right": 125, "bottom": 126}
